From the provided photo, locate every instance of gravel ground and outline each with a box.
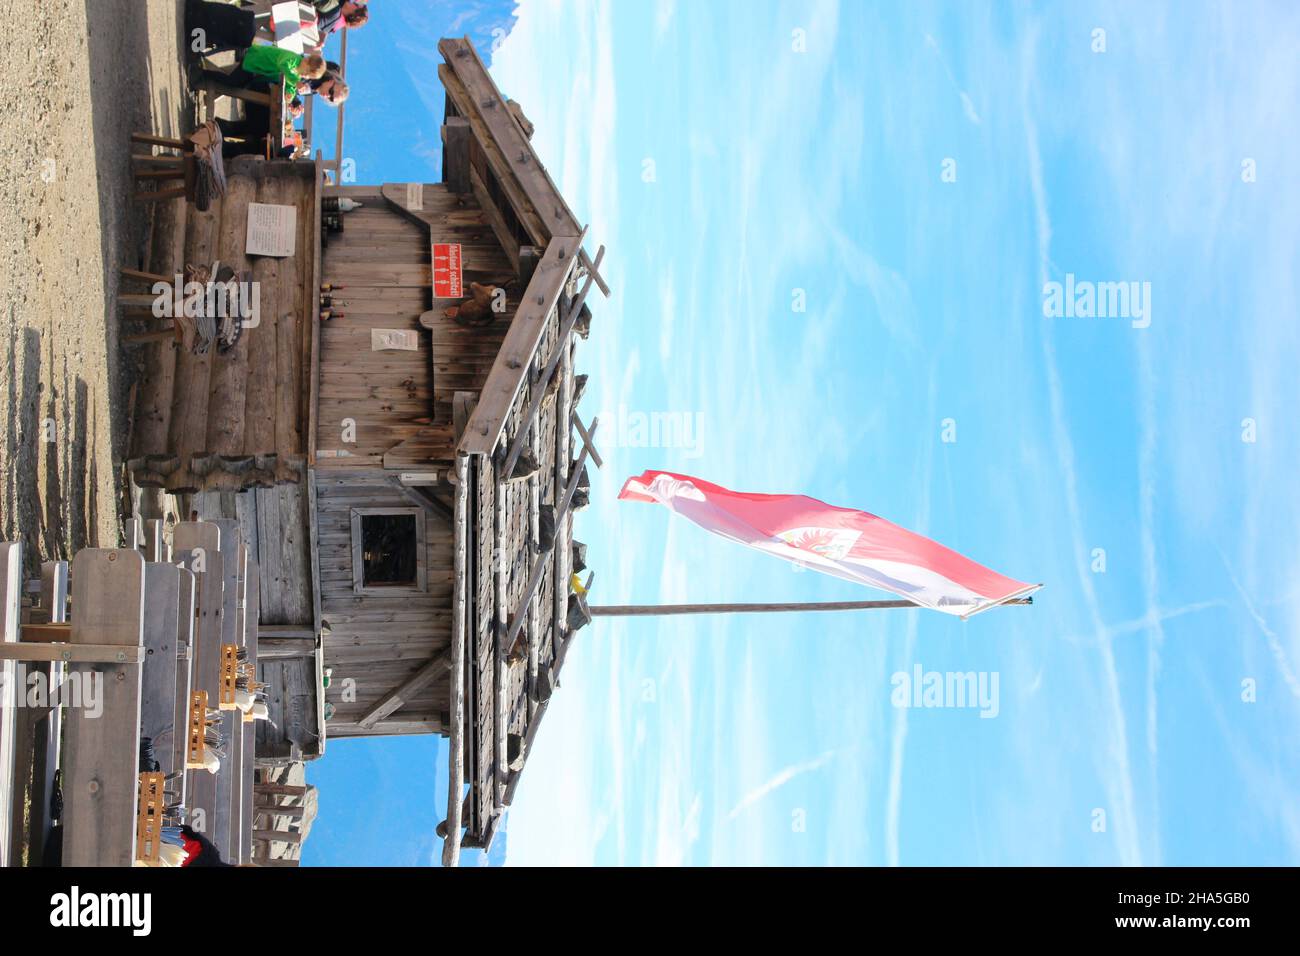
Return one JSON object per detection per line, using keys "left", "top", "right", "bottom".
{"left": 0, "top": 0, "right": 191, "bottom": 576}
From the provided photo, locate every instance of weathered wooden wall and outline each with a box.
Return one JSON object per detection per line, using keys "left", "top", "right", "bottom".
{"left": 314, "top": 471, "right": 454, "bottom": 736}
{"left": 130, "top": 159, "right": 317, "bottom": 492}
{"left": 193, "top": 485, "right": 313, "bottom": 625}
{"left": 315, "top": 184, "right": 515, "bottom": 471}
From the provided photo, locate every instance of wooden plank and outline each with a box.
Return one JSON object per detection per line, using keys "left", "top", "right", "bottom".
{"left": 242, "top": 244, "right": 280, "bottom": 475}
{"left": 140, "top": 563, "right": 182, "bottom": 784}
{"left": 553, "top": 349, "right": 573, "bottom": 676}
{"left": 0, "top": 644, "right": 145, "bottom": 664}
{"left": 61, "top": 549, "right": 147, "bottom": 867}
{"left": 240, "top": 555, "right": 258, "bottom": 864}
{"left": 131, "top": 198, "right": 187, "bottom": 463}
{"left": 174, "top": 521, "right": 224, "bottom": 842}
{"left": 227, "top": 546, "right": 246, "bottom": 863}
{"left": 210, "top": 520, "right": 243, "bottom": 855}
{"left": 203, "top": 174, "right": 257, "bottom": 481}
{"left": 436, "top": 64, "right": 546, "bottom": 244}
{"left": 172, "top": 568, "right": 196, "bottom": 810}
{"left": 308, "top": 154, "right": 324, "bottom": 466}
{"left": 0, "top": 542, "right": 20, "bottom": 866}
{"left": 253, "top": 781, "right": 307, "bottom": 796}
{"left": 501, "top": 245, "right": 604, "bottom": 477}
{"left": 272, "top": 174, "right": 305, "bottom": 483}
{"left": 27, "top": 561, "right": 68, "bottom": 865}
{"left": 443, "top": 454, "right": 470, "bottom": 865}
{"left": 165, "top": 202, "right": 221, "bottom": 492}
{"left": 442, "top": 117, "right": 471, "bottom": 193}
{"left": 358, "top": 650, "right": 452, "bottom": 729}
{"left": 438, "top": 38, "right": 584, "bottom": 240}
{"left": 145, "top": 518, "right": 167, "bottom": 562}
{"left": 458, "top": 234, "right": 582, "bottom": 457}
{"left": 468, "top": 167, "right": 520, "bottom": 272}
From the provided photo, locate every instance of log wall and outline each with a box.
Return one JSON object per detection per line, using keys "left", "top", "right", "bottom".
{"left": 129, "top": 158, "right": 317, "bottom": 492}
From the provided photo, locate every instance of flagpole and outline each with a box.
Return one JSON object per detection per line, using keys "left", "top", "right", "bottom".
{"left": 589, "top": 597, "right": 1033, "bottom": 617}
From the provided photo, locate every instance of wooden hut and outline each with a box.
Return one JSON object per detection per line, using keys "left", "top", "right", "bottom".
{"left": 128, "top": 37, "right": 607, "bottom": 864}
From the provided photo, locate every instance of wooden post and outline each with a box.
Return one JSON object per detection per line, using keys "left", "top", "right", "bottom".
{"left": 0, "top": 542, "right": 21, "bottom": 867}
{"left": 172, "top": 568, "right": 196, "bottom": 810}
{"left": 442, "top": 453, "right": 469, "bottom": 867}
{"left": 589, "top": 598, "right": 1035, "bottom": 616}
{"left": 62, "top": 549, "right": 147, "bottom": 867}
{"left": 254, "top": 781, "right": 307, "bottom": 798}
{"left": 442, "top": 116, "right": 471, "bottom": 193}
{"left": 175, "top": 521, "right": 223, "bottom": 844}
{"left": 240, "top": 560, "right": 259, "bottom": 865}
{"left": 228, "top": 546, "right": 247, "bottom": 864}
{"left": 145, "top": 519, "right": 166, "bottom": 564}
{"left": 139, "top": 562, "right": 183, "bottom": 788}
{"left": 27, "top": 561, "right": 68, "bottom": 865}
{"left": 210, "top": 520, "right": 242, "bottom": 857}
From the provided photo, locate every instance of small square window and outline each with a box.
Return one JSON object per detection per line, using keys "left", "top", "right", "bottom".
{"left": 350, "top": 508, "right": 427, "bottom": 594}
{"left": 361, "top": 513, "right": 417, "bottom": 586}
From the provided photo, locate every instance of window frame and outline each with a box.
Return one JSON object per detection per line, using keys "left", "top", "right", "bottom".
{"left": 349, "top": 507, "right": 428, "bottom": 595}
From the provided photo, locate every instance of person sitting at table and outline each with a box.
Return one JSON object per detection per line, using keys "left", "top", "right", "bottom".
{"left": 315, "top": 0, "right": 370, "bottom": 35}
{"left": 214, "top": 103, "right": 272, "bottom": 158}
{"left": 302, "top": 60, "right": 340, "bottom": 92}
{"left": 310, "top": 73, "right": 348, "bottom": 107}
{"left": 199, "top": 49, "right": 327, "bottom": 96}
{"left": 185, "top": 0, "right": 258, "bottom": 56}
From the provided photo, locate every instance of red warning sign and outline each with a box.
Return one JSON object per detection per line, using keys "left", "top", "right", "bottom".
{"left": 433, "top": 243, "right": 463, "bottom": 299}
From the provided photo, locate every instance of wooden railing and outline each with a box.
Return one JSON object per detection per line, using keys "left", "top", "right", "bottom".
{"left": 0, "top": 521, "right": 263, "bottom": 866}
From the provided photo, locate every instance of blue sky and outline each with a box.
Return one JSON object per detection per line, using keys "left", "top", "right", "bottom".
{"left": 307, "top": 0, "right": 1300, "bottom": 866}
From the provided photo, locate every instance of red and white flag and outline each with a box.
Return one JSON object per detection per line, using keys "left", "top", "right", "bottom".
{"left": 619, "top": 470, "right": 1040, "bottom": 618}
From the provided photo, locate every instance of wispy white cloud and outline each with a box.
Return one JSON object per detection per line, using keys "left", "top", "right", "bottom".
{"left": 726, "top": 751, "right": 835, "bottom": 822}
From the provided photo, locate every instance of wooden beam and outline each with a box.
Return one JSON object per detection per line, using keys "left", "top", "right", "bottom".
{"left": 254, "top": 782, "right": 308, "bottom": 797}
{"left": 579, "top": 247, "right": 611, "bottom": 298}
{"left": 240, "top": 559, "right": 259, "bottom": 865}
{"left": 443, "top": 453, "right": 469, "bottom": 867}
{"left": 357, "top": 649, "right": 453, "bottom": 730}
{"left": 500, "top": 244, "right": 604, "bottom": 478}
{"left": 61, "top": 549, "right": 147, "bottom": 867}
{"left": 175, "top": 522, "right": 224, "bottom": 845}
{"left": 442, "top": 116, "right": 471, "bottom": 193}
{"left": 458, "top": 233, "right": 583, "bottom": 457}
{"left": 571, "top": 411, "right": 604, "bottom": 469}
{"left": 139, "top": 563, "right": 183, "bottom": 788}
{"left": 503, "top": 596, "right": 582, "bottom": 806}
{"left": 0, "top": 643, "right": 146, "bottom": 664}
{"left": 392, "top": 481, "right": 454, "bottom": 526}
{"left": 438, "top": 37, "right": 584, "bottom": 240}
{"left": 26, "top": 560, "right": 68, "bottom": 864}
{"left": 468, "top": 165, "right": 521, "bottom": 273}
{"left": 256, "top": 803, "right": 307, "bottom": 820}
{"left": 436, "top": 64, "right": 547, "bottom": 244}
{"left": 0, "top": 542, "right": 20, "bottom": 867}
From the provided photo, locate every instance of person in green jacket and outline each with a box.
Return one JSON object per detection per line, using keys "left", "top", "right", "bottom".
{"left": 199, "top": 48, "right": 326, "bottom": 96}
{"left": 241, "top": 47, "right": 326, "bottom": 92}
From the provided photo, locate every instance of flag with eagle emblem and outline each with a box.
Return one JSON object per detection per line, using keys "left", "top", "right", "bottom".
{"left": 618, "top": 470, "right": 1040, "bottom": 618}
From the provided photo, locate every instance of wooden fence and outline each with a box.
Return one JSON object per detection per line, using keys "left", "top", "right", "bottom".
{"left": 0, "top": 519, "right": 263, "bottom": 866}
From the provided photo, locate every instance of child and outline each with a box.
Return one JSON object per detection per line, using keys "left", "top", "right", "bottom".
{"left": 200, "top": 50, "right": 326, "bottom": 96}
{"left": 238, "top": 48, "right": 326, "bottom": 93}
